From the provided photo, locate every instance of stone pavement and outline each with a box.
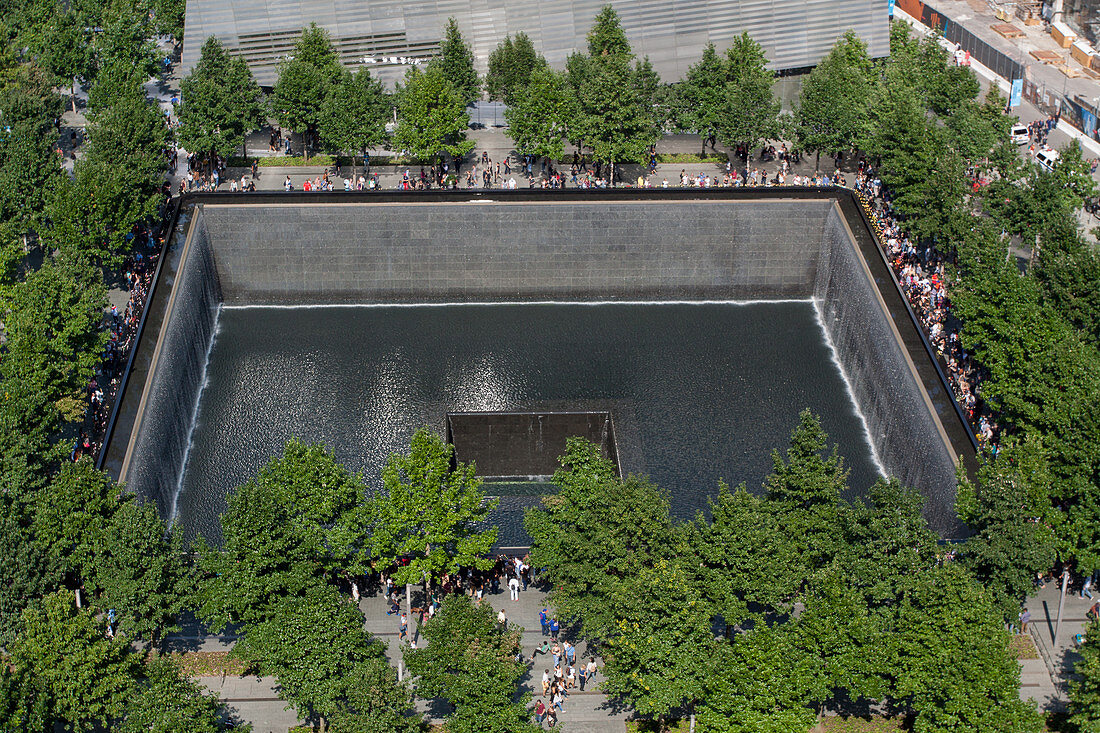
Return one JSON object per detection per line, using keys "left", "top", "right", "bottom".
{"left": 1024, "top": 577, "right": 1098, "bottom": 710}
{"left": 175, "top": 579, "right": 628, "bottom": 733}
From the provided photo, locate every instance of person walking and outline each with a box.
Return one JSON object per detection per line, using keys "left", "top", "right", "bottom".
{"left": 584, "top": 658, "right": 598, "bottom": 690}
{"left": 509, "top": 575, "right": 520, "bottom": 601}
{"left": 541, "top": 669, "right": 551, "bottom": 696}
{"left": 534, "top": 698, "right": 547, "bottom": 725}
{"left": 1083, "top": 575, "right": 1094, "bottom": 600}
{"left": 399, "top": 612, "right": 408, "bottom": 643}
{"left": 539, "top": 608, "right": 550, "bottom": 636}
{"left": 498, "top": 608, "right": 507, "bottom": 627}
{"left": 564, "top": 640, "right": 576, "bottom": 667}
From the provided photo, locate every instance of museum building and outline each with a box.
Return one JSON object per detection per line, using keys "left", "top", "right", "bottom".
{"left": 181, "top": 0, "right": 889, "bottom": 88}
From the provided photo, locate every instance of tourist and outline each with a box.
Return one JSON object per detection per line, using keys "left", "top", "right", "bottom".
{"left": 498, "top": 607, "right": 507, "bottom": 626}
{"left": 540, "top": 607, "right": 550, "bottom": 635}
{"left": 584, "top": 658, "right": 597, "bottom": 689}
{"left": 509, "top": 575, "right": 520, "bottom": 601}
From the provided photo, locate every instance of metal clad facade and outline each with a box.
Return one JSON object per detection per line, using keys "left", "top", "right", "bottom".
{"left": 182, "top": 0, "right": 889, "bottom": 87}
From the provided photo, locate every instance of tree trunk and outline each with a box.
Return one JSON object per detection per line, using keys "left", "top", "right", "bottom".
{"left": 689, "top": 712, "right": 696, "bottom": 733}
{"left": 72, "top": 79, "right": 78, "bottom": 113}
{"left": 75, "top": 587, "right": 82, "bottom": 608}
{"left": 815, "top": 150, "right": 820, "bottom": 172}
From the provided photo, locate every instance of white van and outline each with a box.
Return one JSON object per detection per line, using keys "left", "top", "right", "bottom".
{"left": 1035, "top": 147, "right": 1060, "bottom": 173}
{"left": 1010, "top": 124, "right": 1030, "bottom": 144}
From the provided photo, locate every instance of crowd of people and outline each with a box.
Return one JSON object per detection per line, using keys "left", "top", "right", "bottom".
{"left": 362, "top": 554, "right": 594, "bottom": 728}
{"left": 72, "top": 187, "right": 175, "bottom": 463}
{"left": 852, "top": 164, "right": 1001, "bottom": 451}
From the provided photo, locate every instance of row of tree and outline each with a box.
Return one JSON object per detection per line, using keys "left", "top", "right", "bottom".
{"left": 178, "top": 8, "right": 867, "bottom": 176}
{"left": 814, "top": 20, "right": 1100, "bottom": 732}
{"left": 0, "top": 2, "right": 228, "bottom": 730}
{"left": 525, "top": 414, "right": 1043, "bottom": 732}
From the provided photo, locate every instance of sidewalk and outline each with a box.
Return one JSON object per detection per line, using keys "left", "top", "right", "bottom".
{"left": 1024, "top": 579, "right": 1097, "bottom": 710}
{"left": 177, "top": 580, "right": 629, "bottom": 733}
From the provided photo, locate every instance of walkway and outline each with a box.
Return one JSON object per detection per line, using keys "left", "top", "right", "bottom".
{"left": 176, "top": 580, "right": 628, "bottom": 733}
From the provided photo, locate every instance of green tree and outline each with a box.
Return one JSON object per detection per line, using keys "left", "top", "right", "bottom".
{"left": 291, "top": 22, "right": 341, "bottom": 73}
{"left": 891, "top": 564, "right": 1043, "bottom": 733}
{"left": 197, "top": 439, "right": 365, "bottom": 629}
{"left": 793, "top": 573, "right": 886, "bottom": 722}
{"left": 318, "top": 66, "right": 388, "bottom": 173}
{"left": 718, "top": 32, "right": 780, "bottom": 154}
{"left": 235, "top": 585, "right": 415, "bottom": 732}
{"left": 433, "top": 17, "right": 479, "bottom": 106}
{"left": 83, "top": 61, "right": 170, "bottom": 202}
{"left": 679, "top": 44, "right": 727, "bottom": 154}
{"left": 11, "top": 590, "right": 137, "bottom": 731}
{"left": 93, "top": 6, "right": 157, "bottom": 81}
{"left": 366, "top": 428, "right": 497, "bottom": 602}
{"left": 503, "top": 67, "right": 577, "bottom": 162}
{"left": 151, "top": 0, "right": 185, "bottom": 43}
{"left": 485, "top": 32, "right": 545, "bottom": 106}
{"left": 178, "top": 36, "right": 265, "bottom": 160}
{"left": 1070, "top": 619, "right": 1100, "bottom": 732}
{"left": 90, "top": 498, "right": 189, "bottom": 646}
{"left": 586, "top": 5, "right": 631, "bottom": 57}
{"left": 271, "top": 24, "right": 342, "bottom": 148}
{"left": 524, "top": 438, "right": 676, "bottom": 639}
{"left": 2, "top": 259, "right": 107, "bottom": 425}
{"left": 695, "top": 626, "right": 817, "bottom": 733}
{"left": 569, "top": 6, "right": 658, "bottom": 180}
{"left": 764, "top": 410, "right": 849, "bottom": 575}
{"left": 840, "top": 477, "right": 938, "bottom": 615}
{"left": 0, "top": 121, "right": 62, "bottom": 269}
{"left": 392, "top": 65, "right": 475, "bottom": 164}
{"left": 0, "top": 663, "right": 50, "bottom": 733}
{"left": 602, "top": 559, "right": 715, "bottom": 730}
{"left": 795, "top": 30, "right": 873, "bottom": 169}
{"left": 687, "top": 483, "right": 799, "bottom": 629}
{"left": 955, "top": 438, "right": 1059, "bottom": 621}
{"left": 0, "top": 496, "right": 56, "bottom": 647}
{"left": 31, "top": 459, "right": 117, "bottom": 594}
{"left": 404, "top": 595, "right": 535, "bottom": 733}
{"left": 0, "top": 59, "right": 63, "bottom": 131}
{"left": 32, "top": 9, "right": 91, "bottom": 112}
{"left": 117, "top": 656, "right": 228, "bottom": 733}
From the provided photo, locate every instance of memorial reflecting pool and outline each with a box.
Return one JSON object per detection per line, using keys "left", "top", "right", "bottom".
{"left": 175, "top": 301, "right": 882, "bottom": 545}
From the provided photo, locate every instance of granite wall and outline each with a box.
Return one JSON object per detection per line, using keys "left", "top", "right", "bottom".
{"left": 121, "top": 195, "right": 962, "bottom": 535}
{"left": 198, "top": 200, "right": 833, "bottom": 303}
{"left": 814, "top": 206, "right": 959, "bottom": 527}
{"left": 124, "top": 209, "right": 222, "bottom": 519}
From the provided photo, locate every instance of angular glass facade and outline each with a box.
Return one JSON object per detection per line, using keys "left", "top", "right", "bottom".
{"left": 181, "top": 0, "right": 889, "bottom": 87}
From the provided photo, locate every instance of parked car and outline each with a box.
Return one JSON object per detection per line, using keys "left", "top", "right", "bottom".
{"left": 1010, "top": 124, "right": 1030, "bottom": 144}
{"left": 1035, "top": 147, "right": 1060, "bottom": 173}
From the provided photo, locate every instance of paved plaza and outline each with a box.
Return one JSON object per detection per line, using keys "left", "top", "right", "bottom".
{"left": 181, "top": 579, "right": 628, "bottom": 732}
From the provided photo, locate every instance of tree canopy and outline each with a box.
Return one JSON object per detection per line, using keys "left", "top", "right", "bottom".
{"left": 178, "top": 36, "right": 265, "bottom": 159}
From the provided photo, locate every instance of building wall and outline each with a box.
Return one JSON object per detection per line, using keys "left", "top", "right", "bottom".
{"left": 181, "top": 0, "right": 889, "bottom": 88}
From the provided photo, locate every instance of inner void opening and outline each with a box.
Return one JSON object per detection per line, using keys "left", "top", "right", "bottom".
{"left": 174, "top": 301, "right": 883, "bottom": 547}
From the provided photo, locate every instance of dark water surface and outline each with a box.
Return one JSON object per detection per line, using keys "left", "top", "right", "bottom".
{"left": 176, "top": 302, "right": 882, "bottom": 545}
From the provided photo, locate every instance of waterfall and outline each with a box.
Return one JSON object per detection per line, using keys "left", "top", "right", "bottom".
{"left": 124, "top": 211, "right": 222, "bottom": 519}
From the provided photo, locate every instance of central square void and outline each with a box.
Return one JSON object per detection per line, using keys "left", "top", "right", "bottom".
{"left": 177, "top": 301, "right": 882, "bottom": 545}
